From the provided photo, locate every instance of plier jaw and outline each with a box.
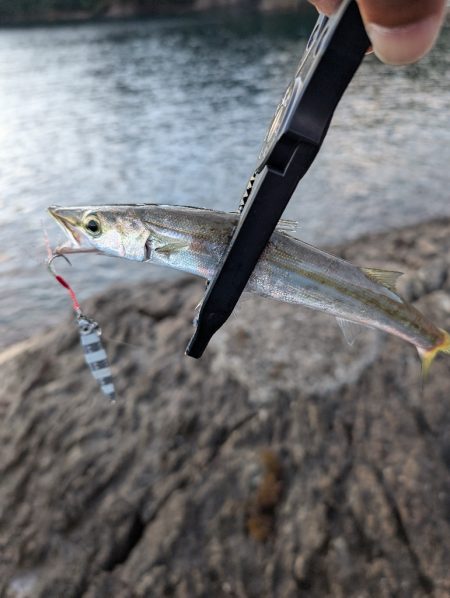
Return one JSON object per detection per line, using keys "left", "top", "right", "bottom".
{"left": 186, "top": 0, "right": 370, "bottom": 359}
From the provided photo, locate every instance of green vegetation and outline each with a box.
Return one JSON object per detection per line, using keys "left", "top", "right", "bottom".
{"left": 0, "top": 1, "right": 186, "bottom": 22}
{"left": 0, "top": 0, "right": 285, "bottom": 24}
{"left": 0, "top": 0, "right": 106, "bottom": 20}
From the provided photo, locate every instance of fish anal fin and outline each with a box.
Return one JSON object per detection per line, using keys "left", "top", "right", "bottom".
{"left": 361, "top": 267, "right": 403, "bottom": 293}
{"left": 336, "top": 317, "right": 365, "bottom": 346}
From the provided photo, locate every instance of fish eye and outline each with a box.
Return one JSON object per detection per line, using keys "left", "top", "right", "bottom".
{"left": 83, "top": 214, "right": 101, "bottom": 237}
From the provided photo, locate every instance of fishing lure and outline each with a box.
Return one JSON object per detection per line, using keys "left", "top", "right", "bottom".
{"left": 47, "top": 255, "right": 116, "bottom": 402}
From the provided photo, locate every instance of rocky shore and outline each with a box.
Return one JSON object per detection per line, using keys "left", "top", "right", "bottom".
{"left": 1, "top": 219, "right": 450, "bottom": 597}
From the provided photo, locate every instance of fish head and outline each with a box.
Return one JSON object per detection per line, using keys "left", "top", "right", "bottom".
{"left": 48, "top": 205, "right": 150, "bottom": 261}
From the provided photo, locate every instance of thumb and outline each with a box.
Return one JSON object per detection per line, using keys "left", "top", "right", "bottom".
{"left": 357, "top": 0, "right": 447, "bottom": 65}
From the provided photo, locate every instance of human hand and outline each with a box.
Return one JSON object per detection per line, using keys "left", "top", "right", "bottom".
{"left": 309, "top": 0, "right": 447, "bottom": 65}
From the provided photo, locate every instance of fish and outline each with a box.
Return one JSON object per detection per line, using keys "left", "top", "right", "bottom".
{"left": 48, "top": 203, "right": 450, "bottom": 374}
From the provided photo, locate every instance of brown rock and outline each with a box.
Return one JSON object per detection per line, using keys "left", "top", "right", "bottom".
{"left": 1, "top": 220, "right": 450, "bottom": 597}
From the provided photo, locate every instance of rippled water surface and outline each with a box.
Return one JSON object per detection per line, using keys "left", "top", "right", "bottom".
{"left": 0, "top": 12, "right": 449, "bottom": 347}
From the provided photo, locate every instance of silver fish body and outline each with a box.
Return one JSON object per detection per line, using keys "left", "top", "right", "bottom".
{"left": 138, "top": 205, "right": 441, "bottom": 352}
{"left": 48, "top": 204, "right": 450, "bottom": 365}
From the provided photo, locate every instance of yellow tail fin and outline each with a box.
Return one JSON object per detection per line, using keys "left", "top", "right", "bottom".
{"left": 419, "top": 330, "right": 450, "bottom": 378}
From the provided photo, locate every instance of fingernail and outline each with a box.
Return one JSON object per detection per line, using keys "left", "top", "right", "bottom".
{"left": 366, "top": 15, "right": 441, "bottom": 66}
{"left": 310, "top": 0, "right": 341, "bottom": 16}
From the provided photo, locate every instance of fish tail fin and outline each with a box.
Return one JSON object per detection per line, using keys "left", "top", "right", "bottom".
{"left": 418, "top": 330, "right": 450, "bottom": 379}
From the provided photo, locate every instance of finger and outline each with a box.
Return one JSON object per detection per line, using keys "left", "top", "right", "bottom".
{"left": 309, "top": 1, "right": 377, "bottom": 54}
{"left": 307, "top": 0, "right": 342, "bottom": 16}
{"left": 357, "top": 0, "right": 447, "bottom": 65}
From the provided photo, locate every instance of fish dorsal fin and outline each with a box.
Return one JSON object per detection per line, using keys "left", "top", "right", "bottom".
{"left": 230, "top": 212, "right": 298, "bottom": 234}
{"left": 336, "top": 317, "right": 365, "bottom": 346}
{"left": 361, "top": 267, "right": 403, "bottom": 293}
{"left": 276, "top": 218, "right": 298, "bottom": 234}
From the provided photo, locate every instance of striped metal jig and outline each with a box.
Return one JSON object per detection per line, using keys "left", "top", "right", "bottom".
{"left": 47, "top": 254, "right": 116, "bottom": 402}
{"left": 77, "top": 315, "right": 116, "bottom": 402}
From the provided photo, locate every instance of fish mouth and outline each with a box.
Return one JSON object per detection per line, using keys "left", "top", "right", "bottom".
{"left": 48, "top": 206, "right": 96, "bottom": 254}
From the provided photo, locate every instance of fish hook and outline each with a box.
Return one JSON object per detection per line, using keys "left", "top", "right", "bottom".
{"left": 47, "top": 252, "right": 72, "bottom": 276}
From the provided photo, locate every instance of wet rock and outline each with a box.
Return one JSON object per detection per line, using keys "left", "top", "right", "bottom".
{"left": 1, "top": 220, "right": 450, "bottom": 597}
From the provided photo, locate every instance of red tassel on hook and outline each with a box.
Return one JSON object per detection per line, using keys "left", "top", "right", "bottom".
{"left": 47, "top": 254, "right": 81, "bottom": 314}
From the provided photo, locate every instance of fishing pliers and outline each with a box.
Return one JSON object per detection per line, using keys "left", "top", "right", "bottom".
{"left": 187, "top": 0, "right": 370, "bottom": 358}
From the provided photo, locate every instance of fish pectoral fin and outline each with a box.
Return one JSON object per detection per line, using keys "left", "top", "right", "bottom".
{"left": 336, "top": 317, "right": 366, "bottom": 346}
{"left": 144, "top": 223, "right": 189, "bottom": 255}
{"left": 154, "top": 241, "right": 188, "bottom": 255}
{"left": 361, "top": 267, "right": 403, "bottom": 293}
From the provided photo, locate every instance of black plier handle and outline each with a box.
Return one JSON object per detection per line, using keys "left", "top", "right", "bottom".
{"left": 186, "top": 0, "right": 370, "bottom": 358}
